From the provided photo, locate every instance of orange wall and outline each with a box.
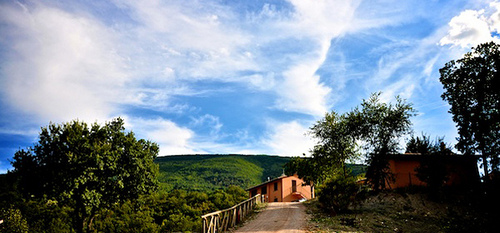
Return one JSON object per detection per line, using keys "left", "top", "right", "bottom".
{"left": 387, "top": 157, "right": 479, "bottom": 189}
{"left": 247, "top": 175, "right": 314, "bottom": 202}
{"left": 248, "top": 180, "right": 283, "bottom": 202}
{"left": 388, "top": 160, "right": 425, "bottom": 188}
{"left": 281, "top": 175, "right": 314, "bottom": 202}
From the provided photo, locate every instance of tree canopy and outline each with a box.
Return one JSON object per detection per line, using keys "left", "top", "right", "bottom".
{"left": 286, "top": 93, "right": 415, "bottom": 190}
{"left": 353, "top": 93, "right": 415, "bottom": 190}
{"left": 10, "top": 118, "right": 159, "bottom": 233}
{"left": 439, "top": 41, "right": 500, "bottom": 175}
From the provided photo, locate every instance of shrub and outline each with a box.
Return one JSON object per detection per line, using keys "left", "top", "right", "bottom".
{"left": 318, "top": 175, "right": 359, "bottom": 214}
{"left": 0, "top": 208, "right": 29, "bottom": 233}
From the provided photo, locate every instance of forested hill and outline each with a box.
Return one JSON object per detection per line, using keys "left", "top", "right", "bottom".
{"left": 155, "top": 154, "right": 366, "bottom": 192}
{"left": 155, "top": 154, "right": 289, "bottom": 192}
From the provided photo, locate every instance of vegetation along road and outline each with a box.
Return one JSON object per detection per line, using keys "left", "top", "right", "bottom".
{"left": 235, "top": 202, "right": 307, "bottom": 233}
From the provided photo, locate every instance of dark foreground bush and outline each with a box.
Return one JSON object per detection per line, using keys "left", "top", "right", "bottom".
{"left": 318, "top": 175, "right": 360, "bottom": 214}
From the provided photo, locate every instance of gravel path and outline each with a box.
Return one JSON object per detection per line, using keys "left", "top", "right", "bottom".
{"left": 235, "top": 202, "right": 307, "bottom": 233}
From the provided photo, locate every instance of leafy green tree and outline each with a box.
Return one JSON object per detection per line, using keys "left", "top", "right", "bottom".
{"left": 353, "top": 93, "right": 415, "bottom": 190}
{"left": 309, "top": 112, "right": 359, "bottom": 178}
{"left": 225, "top": 185, "right": 249, "bottom": 203}
{"left": 285, "top": 111, "right": 362, "bottom": 187}
{"left": 92, "top": 199, "right": 159, "bottom": 233}
{"left": 284, "top": 156, "right": 333, "bottom": 186}
{"left": 10, "top": 118, "right": 159, "bottom": 233}
{"left": 440, "top": 41, "right": 500, "bottom": 175}
{"left": 293, "top": 93, "right": 415, "bottom": 191}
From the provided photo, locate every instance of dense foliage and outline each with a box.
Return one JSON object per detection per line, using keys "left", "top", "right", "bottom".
{"left": 9, "top": 118, "right": 159, "bottom": 233}
{"left": 309, "top": 111, "right": 359, "bottom": 178}
{"left": 317, "top": 175, "right": 362, "bottom": 214}
{"left": 0, "top": 186, "right": 248, "bottom": 233}
{"left": 352, "top": 93, "right": 416, "bottom": 190}
{"left": 0, "top": 120, "right": 252, "bottom": 233}
{"left": 289, "top": 93, "right": 414, "bottom": 191}
{"left": 156, "top": 154, "right": 292, "bottom": 192}
{"left": 284, "top": 156, "right": 366, "bottom": 186}
{"left": 440, "top": 41, "right": 500, "bottom": 175}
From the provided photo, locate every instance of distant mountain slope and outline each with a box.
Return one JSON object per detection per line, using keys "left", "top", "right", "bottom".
{"left": 155, "top": 154, "right": 366, "bottom": 192}
{"left": 155, "top": 154, "right": 290, "bottom": 192}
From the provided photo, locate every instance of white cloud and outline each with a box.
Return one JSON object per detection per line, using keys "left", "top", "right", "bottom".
{"left": 0, "top": 3, "right": 130, "bottom": 123}
{"left": 278, "top": 61, "right": 331, "bottom": 116}
{"left": 270, "top": 0, "right": 364, "bottom": 115}
{"left": 114, "top": 0, "right": 258, "bottom": 81}
{"left": 379, "top": 75, "right": 416, "bottom": 103}
{"left": 264, "top": 121, "right": 316, "bottom": 156}
{"left": 125, "top": 117, "right": 202, "bottom": 155}
{"left": 287, "top": 0, "right": 360, "bottom": 39}
{"left": 189, "top": 114, "right": 223, "bottom": 137}
{"left": 440, "top": 9, "right": 498, "bottom": 48}
{"left": 489, "top": 2, "right": 500, "bottom": 33}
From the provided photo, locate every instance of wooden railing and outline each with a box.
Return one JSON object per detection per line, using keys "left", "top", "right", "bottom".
{"left": 201, "top": 194, "right": 265, "bottom": 233}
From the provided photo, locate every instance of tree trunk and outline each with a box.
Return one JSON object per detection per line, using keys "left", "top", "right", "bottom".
{"left": 75, "top": 214, "right": 85, "bottom": 233}
{"left": 74, "top": 200, "right": 87, "bottom": 233}
{"left": 482, "top": 154, "right": 489, "bottom": 178}
{"left": 477, "top": 73, "right": 489, "bottom": 177}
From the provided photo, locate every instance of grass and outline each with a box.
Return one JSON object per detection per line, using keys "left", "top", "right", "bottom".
{"left": 305, "top": 190, "right": 494, "bottom": 233}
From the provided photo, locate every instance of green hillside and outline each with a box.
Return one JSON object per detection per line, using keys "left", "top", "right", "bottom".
{"left": 155, "top": 154, "right": 290, "bottom": 192}
{"left": 155, "top": 154, "right": 367, "bottom": 192}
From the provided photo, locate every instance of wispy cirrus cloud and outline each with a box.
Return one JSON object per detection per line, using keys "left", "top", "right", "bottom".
{"left": 3, "top": 0, "right": 495, "bottom": 174}
{"left": 0, "top": 2, "right": 129, "bottom": 123}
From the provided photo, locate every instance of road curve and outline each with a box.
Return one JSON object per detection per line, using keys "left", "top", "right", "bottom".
{"left": 235, "top": 202, "right": 307, "bottom": 233}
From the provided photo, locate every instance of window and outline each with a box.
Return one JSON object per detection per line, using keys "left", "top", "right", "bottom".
{"left": 274, "top": 197, "right": 278, "bottom": 202}
{"left": 261, "top": 186, "right": 267, "bottom": 195}
{"left": 251, "top": 189, "right": 257, "bottom": 197}
{"left": 274, "top": 182, "right": 278, "bottom": 191}
{"left": 292, "top": 180, "right": 297, "bottom": 192}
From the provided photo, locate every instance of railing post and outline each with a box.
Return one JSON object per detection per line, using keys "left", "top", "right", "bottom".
{"left": 201, "top": 194, "right": 262, "bottom": 233}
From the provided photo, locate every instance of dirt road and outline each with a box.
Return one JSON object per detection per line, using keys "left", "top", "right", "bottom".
{"left": 235, "top": 202, "right": 307, "bottom": 233}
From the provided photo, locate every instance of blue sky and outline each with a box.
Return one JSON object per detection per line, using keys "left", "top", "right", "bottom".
{"left": 1, "top": 0, "right": 500, "bottom": 173}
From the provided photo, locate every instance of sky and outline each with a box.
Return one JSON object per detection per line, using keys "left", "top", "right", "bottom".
{"left": 1, "top": 0, "right": 500, "bottom": 174}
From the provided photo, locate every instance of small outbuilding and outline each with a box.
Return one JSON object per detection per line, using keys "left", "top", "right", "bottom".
{"left": 385, "top": 153, "right": 480, "bottom": 189}
{"left": 246, "top": 174, "right": 314, "bottom": 202}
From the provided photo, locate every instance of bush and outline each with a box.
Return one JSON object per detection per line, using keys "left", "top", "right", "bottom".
{"left": 318, "top": 175, "right": 359, "bottom": 214}
{"left": 0, "top": 208, "right": 29, "bottom": 233}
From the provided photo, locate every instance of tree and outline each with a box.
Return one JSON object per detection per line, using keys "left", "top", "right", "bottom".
{"left": 284, "top": 155, "right": 334, "bottom": 186}
{"left": 405, "top": 133, "right": 452, "bottom": 155}
{"left": 440, "top": 41, "right": 500, "bottom": 175}
{"left": 10, "top": 118, "right": 159, "bottom": 233}
{"left": 309, "top": 112, "right": 359, "bottom": 178}
{"left": 285, "top": 111, "right": 361, "bottom": 187}
{"left": 405, "top": 133, "right": 436, "bottom": 154}
{"left": 352, "top": 93, "right": 415, "bottom": 190}
{"left": 295, "top": 92, "right": 415, "bottom": 191}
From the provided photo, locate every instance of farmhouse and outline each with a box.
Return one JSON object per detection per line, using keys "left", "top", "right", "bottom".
{"left": 246, "top": 174, "right": 314, "bottom": 202}
{"left": 386, "top": 153, "right": 480, "bottom": 189}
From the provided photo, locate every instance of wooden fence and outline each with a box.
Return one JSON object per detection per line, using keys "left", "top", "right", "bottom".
{"left": 201, "top": 194, "right": 265, "bottom": 233}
